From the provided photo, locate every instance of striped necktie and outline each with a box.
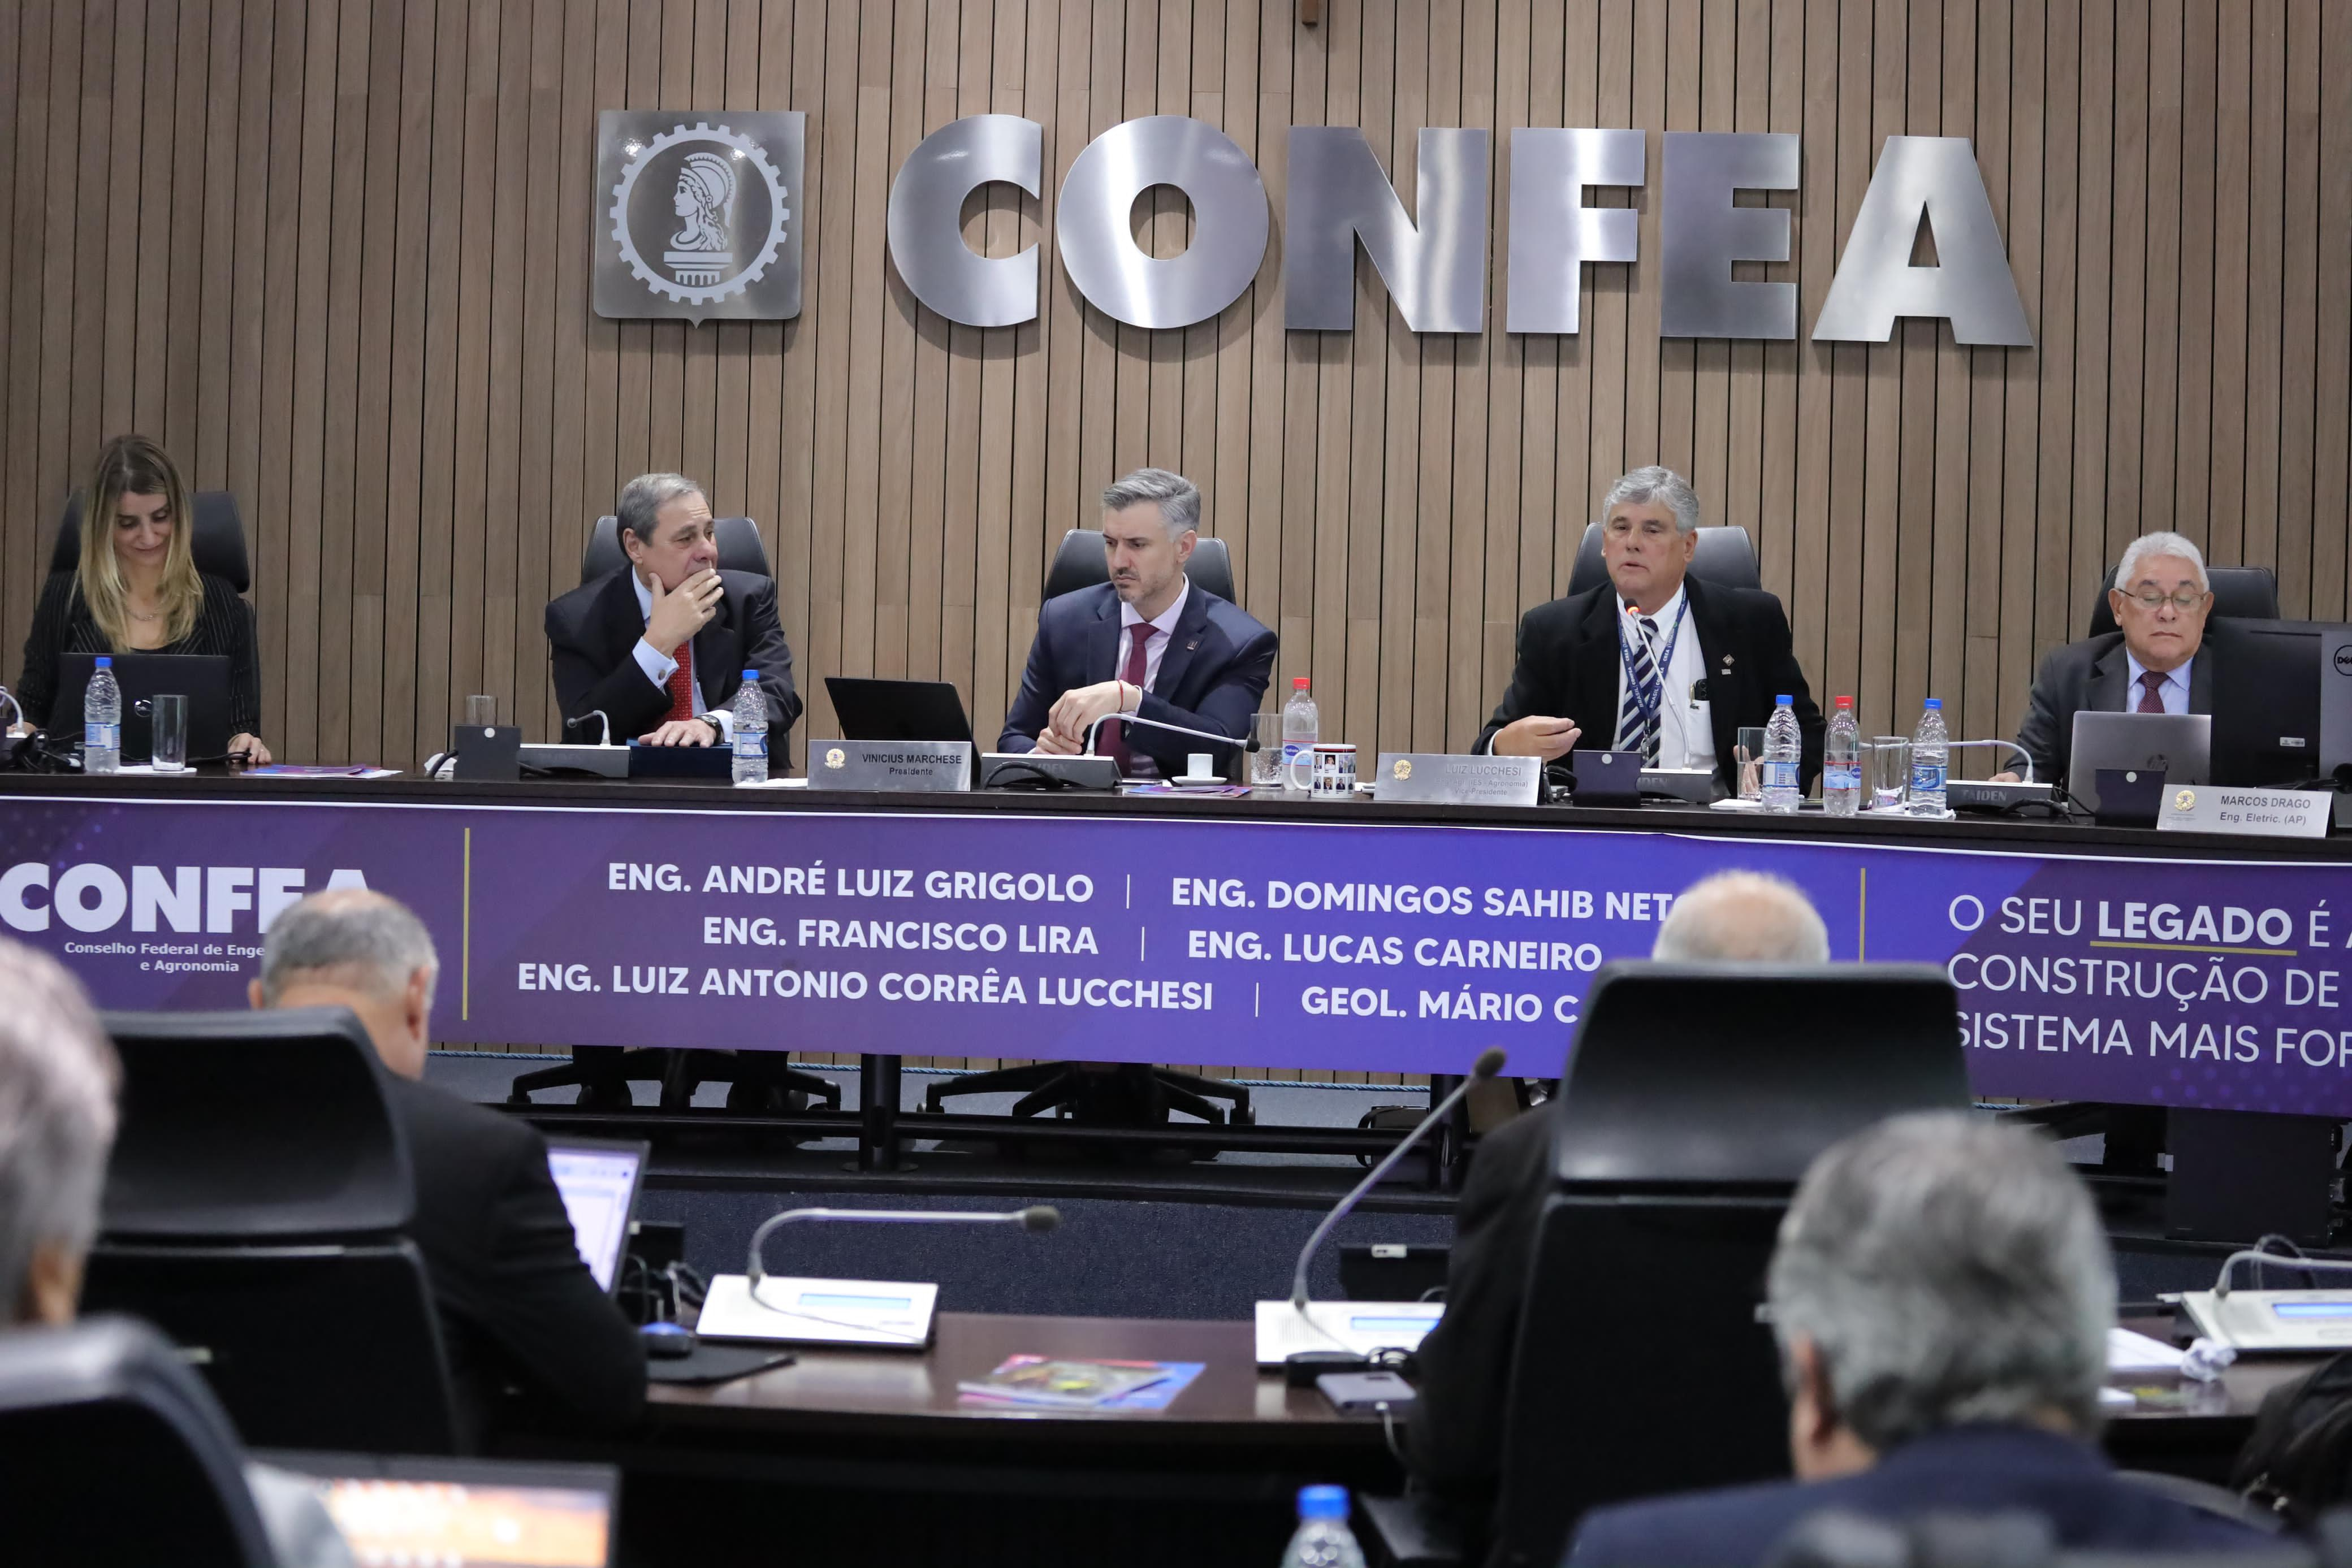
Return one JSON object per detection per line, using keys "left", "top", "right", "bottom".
{"left": 1616, "top": 614, "right": 1662, "bottom": 764}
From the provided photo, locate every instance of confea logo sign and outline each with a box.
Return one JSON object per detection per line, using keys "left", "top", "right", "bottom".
{"left": 593, "top": 112, "right": 804, "bottom": 323}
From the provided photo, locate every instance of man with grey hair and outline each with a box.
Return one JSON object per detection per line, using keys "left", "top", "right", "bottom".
{"left": 1476, "top": 465, "right": 1821, "bottom": 795}
{"left": 545, "top": 470, "right": 799, "bottom": 751}
{"left": 252, "top": 890, "right": 646, "bottom": 1442}
{"left": 1996, "top": 530, "right": 2239, "bottom": 787}
{"left": 1406, "top": 870, "right": 1834, "bottom": 1541}
{"left": 1567, "top": 1112, "right": 2264, "bottom": 1564}
{"left": 1000, "top": 466, "right": 1276, "bottom": 776}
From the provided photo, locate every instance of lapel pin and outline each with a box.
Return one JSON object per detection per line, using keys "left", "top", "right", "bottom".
{"left": 1720, "top": 654, "right": 1735, "bottom": 668}
{"left": 1186, "top": 639, "right": 1199, "bottom": 651}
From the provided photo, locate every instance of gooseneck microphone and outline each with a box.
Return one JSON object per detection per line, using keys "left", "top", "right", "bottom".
{"left": 1290, "top": 1048, "right": 1507, "bottom": 1311}
{"left": 1079, "top": 709, "right": 1259, "bottom": 759}
{"left": 744, "top": 1205, "right": 1062, "bottom": 1292}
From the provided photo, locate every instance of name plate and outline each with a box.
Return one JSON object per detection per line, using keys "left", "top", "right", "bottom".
{"left": 1374, "top": 752, "right": 1540, "bottom": 807}
{"left": 2157, "top": 784, "right": 2331, "bottom": 839}
{"left": 807, "top": 739, "right": 971, "bottom": 792}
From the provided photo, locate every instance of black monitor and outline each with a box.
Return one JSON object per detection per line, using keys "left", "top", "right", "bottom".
{"left": 2211, "top": 618, "right": 2328, "bottom": 787}
{"left": 53, "top": 653, "right": 234, "bottom": 763}
{"left": 824, "top": 676, "right": 975, "bottom": 743}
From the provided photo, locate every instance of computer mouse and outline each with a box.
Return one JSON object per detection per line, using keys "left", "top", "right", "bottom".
{"left": 639, "top": 1320, "right": 697, "bottom": 1359}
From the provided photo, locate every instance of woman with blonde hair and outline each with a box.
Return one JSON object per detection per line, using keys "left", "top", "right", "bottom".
{"left": 15, "top": 435, "right": 269, "bottom": 763}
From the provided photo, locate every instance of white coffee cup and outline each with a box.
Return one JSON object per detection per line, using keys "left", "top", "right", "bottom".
{"left": 1186, "top": 752, "right": 1215, "bottom": 781}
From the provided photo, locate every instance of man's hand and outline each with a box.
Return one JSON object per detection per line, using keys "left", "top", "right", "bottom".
{"left": 1032, "top": 726, "right": 1083, "bottom": 756}
{"left": 229, "top": 733, "right": 273, "bottom": 766}
{"left": 642, "top": 568, "right": 724, "bottom": 656}
{"left": 1988, "top": 770, "right": 2021, "bottom": 784}
{"left": 1047, "top": 680, "right": 1133, "bottom": 751}
{"left": 1490, "top": 715, "right": 1581, "bottom": 761}
{"left": 638, "top": 717, "right": 721, "bottom": 747}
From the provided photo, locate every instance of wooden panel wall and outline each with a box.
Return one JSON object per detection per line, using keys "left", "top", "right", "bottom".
{"left": 4, "top": 0, "right": 2348, "bottom": 776}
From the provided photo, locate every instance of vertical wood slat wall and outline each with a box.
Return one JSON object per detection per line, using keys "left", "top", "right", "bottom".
{"left": 3, "top": 1, "right": 2347, "bottom": 1081}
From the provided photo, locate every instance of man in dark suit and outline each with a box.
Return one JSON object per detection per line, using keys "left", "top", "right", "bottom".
{"left": 1403, "top": 872, "right": 1831, "bottom": 1547}
{"left": 999, "top": 467, "right": 1276, "bottom": 776}
{"left": 1994, "top": 531, "right": 2226, "bottom": 788}
{"left": 1565, "top": 1112, "right": 2264, "bottom": 1566}
{"left": 544, "top": 471, "right": 801, "bottom": 750}
{"left": 253, "top": 890, "right": 645, "bottom": 1447}
{"left": 1478, "top": 466, "right": 1822, "bottom": 793}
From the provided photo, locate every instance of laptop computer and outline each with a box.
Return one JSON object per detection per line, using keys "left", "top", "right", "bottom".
{"left": 52, "top": 653, "right": 234, "bottom": 763}
{"left": 545, "top": 1137, "right": 647, "bottom": 1294}
{"left": 824, "top": 676, "right": 975, "bottom": 743}
{"left": 2068, "top": 711, "right": 2211, "bottom": 813}
{"left": 258, "top": 1452, "right": 619, "bottom": 1568}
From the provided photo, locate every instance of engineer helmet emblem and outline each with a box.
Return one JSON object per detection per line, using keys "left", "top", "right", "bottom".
{"left": 595, "top": 112, "right": 805, "bottom": 324}
{"left": 825, "top": 747, "right": 846, "bottom": 769}
{"left": 1392, "top": 759, "right": 1413, "bottom": 781}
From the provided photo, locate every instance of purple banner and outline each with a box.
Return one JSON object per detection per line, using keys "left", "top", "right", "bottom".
{"left": 5, "top": 794, "right": 2352, "bottom": 1115}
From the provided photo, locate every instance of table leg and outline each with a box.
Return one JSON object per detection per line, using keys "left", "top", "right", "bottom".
{"left": 1426, "top": 1073, "right": 1464, "bottom": 1190}
{"left": 858, "top": 1054, "right": 903, "bottom": 1172}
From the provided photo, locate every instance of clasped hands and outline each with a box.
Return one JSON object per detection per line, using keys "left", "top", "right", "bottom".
{"left": 1032, "top": 680, "right": 1138, "bottom": 756}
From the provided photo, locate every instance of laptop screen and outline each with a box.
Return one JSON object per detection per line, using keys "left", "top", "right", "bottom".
{"left": 263, "top": 1454, "right": 617, "bottom": 1568}
{"left": 545, "top": 1141, "right": 644, "bottom": 1293}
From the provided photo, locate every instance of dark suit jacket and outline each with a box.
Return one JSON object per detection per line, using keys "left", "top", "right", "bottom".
{"left": 1566, "top": 1424, "right": 2267, "bottom": 1568}
{"left": 1475, "top": 575, "right": 1824, "bottom": 792}
{"left": 997, "top": 582, "right": 1277, "bottom": 774}
{"left": 544, "top": 567, "right": 801, "bottom": 743}
{"left": 17, "top": 570, "right": 263, "bottom": 737}
{"left": 2012, "top": 625, "right": 2229, "bottom": 787}
{"left": 1402, "top": 1099, "right": 1559, "bottom": 1540}
{"left": 385, "top": 1075, "right": 646, "bottom": 1445}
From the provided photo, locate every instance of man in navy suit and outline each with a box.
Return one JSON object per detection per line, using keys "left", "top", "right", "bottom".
{"left": 999, "top": 467, "right": 1275, "bottom": 776}
{"left": 1565, "top": 1113, "right": 2266, "bottom": 1567}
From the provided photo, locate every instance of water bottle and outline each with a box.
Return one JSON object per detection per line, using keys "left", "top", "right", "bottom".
{"left": 1279, "top": 1485, "right": 1367, "bottom": 1568}
{"left": 1910, "top": 698, "right": 1948, "bottom": 816}
{"left": 730, "top": 669, "right": 768, "bottom": 784}
{"left": 1761, "top": 695, "right": 1801, "bottom": 813}
{"left": 1282, "top": 677, "right": 1318, "bottom": 792}
{"left": 83, "top": 655, "right": 121, "bottom": 776}
{"left": 1823, "top": 696, "right": 1861, "bottom": 817}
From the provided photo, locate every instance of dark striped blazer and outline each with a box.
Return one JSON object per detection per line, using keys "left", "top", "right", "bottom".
{"left": 16, "top": 571, "right": 262, "bottom": 737}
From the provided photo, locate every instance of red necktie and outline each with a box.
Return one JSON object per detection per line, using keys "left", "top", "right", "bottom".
{"left": 2137, "top": 669, "right": 2167, "bottom": 714}
{"left": 1105, "top": 623, "right": 1155, "bottom": 775}
{"left": 663, "top": 643, "right": 696, "bottom": 724}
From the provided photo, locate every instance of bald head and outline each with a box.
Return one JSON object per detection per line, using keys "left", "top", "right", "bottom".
{"left": 252, "top": 890, "right": 439, "bottom": 1078}
{"left": 1653, "top": 870, "right": 1830, "bottom": 963}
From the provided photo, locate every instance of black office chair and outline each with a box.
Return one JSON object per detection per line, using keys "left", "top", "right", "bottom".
{"left": 2083, "top": 562, "right": 2278, "bottom": 639}
{"left": 1360, "top": 963, "right": 1971, "bottom": 1568}
{"left": 0, "top": 1316, "right": 280, "bottom": 1567}
{"left": 578, "top": 512, "right": 772, "bottom": 584}
{"left": 79, "top": 1007, "right": 463, "bottom": 1454}
{"left": 1042, "top": 527, "right": 1239, "bottom": 605}
{"left": 1564, "top": 521, "right": 1760, "bottom": 599}
{"left": 53, "top": 490, "right": 253, "bottom": 592}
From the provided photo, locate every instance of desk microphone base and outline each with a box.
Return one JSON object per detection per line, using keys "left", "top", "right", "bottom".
{"left": 695, "top": 1273, "right": 940, "bottom": 1349}
{"left": 1252, "top": 1300, "right": 1442, "bottom": 1367}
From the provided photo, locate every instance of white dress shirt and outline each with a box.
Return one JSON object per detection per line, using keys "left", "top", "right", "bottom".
{"left": 2121, "top": 651, "right": 2193, "bottom": 715}
{"left": 1615, "top": 583, "right": 1714, "bottom": 772}
{"left": 629, "top": 571, "right": 730, "bottom": 738}
{"left": 1109, "top": 579, "right": 1189, "bottom": 777}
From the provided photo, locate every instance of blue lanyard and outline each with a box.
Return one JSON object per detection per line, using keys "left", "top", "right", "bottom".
{"left": 1615, "top": 596, "right": 1689, "bottom": 730}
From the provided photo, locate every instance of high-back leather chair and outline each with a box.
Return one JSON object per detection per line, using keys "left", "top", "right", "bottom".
{"left": 1565, "top": 522, "right": 1759, "bottom": 600}
{"left": 581, "top": 514, "right": 771, "bottom": 584}
{"left": 1043, "top": 528, "right": 1239, "bottom": 607}
{"left": 2084, "top": 564, "right": 2277, "bottom": 639}
{"left": 53, "top": 491, "right": 253, "bottom": 592}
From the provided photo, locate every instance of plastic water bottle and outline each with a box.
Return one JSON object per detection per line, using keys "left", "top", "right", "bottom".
{"left": 1910, "top": 698, "right": 1948, "bottom": 816}
{"left": 1279, "top": 1485, "right": 1367, "bottom": 1568}
{"left": 1282, "top": 677, "right": 1318, "bottom": 792}
{"left": 730, "top": 669, "right": 768, "bottom": 784}
{"left": 1823, "top": 696, "right": 1861, "bottom": 817}
{"left": 1761, "top": 695, "right": 1801, "bottom": 813}
{"left": 83, "top": 655, "right": 121, "bottom": 775}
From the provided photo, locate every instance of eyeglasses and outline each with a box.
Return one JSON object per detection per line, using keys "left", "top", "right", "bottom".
{"left": 2118, "top": 587, "right": 2210, "bottom": 613}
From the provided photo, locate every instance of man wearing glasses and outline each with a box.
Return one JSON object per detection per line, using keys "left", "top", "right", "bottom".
{"left": 1476, "top": 466, "right": 1822, "bottom": 794}
{"left": 1994, "top": 531, "right": 2232, "bottom": 787}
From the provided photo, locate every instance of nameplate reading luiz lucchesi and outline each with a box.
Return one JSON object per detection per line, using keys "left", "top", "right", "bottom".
{"left": 1374, "top": 753, "right": 1541, "bottom": 808}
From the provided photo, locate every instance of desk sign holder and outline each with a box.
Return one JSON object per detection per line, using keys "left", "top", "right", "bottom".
{"left": 2158, "top": 785, "right": 2331, "bottom": 839}
{"left": 807, "top": 739, "right": 972, "bottom": 792}
{"left": 1373, "top": 753, "right": 1540, "bottom": 807}
{"left": 695, "top": 1273, "right": 940, "bottom": 1349}
{"left": 1252, "top": 1300, "right": 1442, "bottom": 1367}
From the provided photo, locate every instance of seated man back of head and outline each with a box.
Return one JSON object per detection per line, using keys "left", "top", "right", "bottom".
{"left": 1405, "top": 871, "right": 1832, "bottom": 1539}
{"left": 251, "top": 890, "right": 645, "bottom": 1444}
{"left": 1567, "top": 1112, "right": 2264, "bottom": 1566}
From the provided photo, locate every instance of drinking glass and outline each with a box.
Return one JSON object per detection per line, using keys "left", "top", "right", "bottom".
{"left": 465, "top": 694, "right": 497, "bottom": 728}
{"left": 150, "top": 694, "right": 187, "bottom": 773}
{"left": 1247, "top": 713, "right": 1285, "bottom": 789}
{"left": 1734, "top": 727, "right": 1767, "bottom": 801}
{"left": 1868, "top": 737, "right": 1911, "bottom": 812}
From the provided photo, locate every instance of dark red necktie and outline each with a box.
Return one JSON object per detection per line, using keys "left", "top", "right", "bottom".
{"left": 1105, "top": 623, "right": 1154, "bottom": 774}
{"left": 2137, "top": 669, "right": 2167, "bottom": 714}
{"left": 663, "top": 644, "right": 696, "bottom": 724}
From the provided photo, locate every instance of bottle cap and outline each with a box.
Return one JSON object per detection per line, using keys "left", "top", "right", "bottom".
{"left": 1296, "top": 1484, "right": 1350, "bottom": 1521}
{"left": 741, "top": 669, "right": 758, "bottom": 680}
{"left": 1775, "top": 694, "right": 1792, "bottom": 705}
{"left": 1835, "top": 695, "right": 1853, "bottom": 708}
{"left": 94, "top": 656, "right": 111, "bottom": 669}
{"left": 1924, "top": 698, "right": 1942, "bottom": 709}
{"left": 1292, "top": 676, "right": 1311, "bottom": 690}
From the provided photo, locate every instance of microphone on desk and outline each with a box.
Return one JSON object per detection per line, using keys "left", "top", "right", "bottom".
{"left": 745, "top": 1205, "right": 1062, "bottom": 1292}
{"left": 1079, "top": 710, "right": 1258, "bottom": 760}
{"left": 1289, "top": 1047, "right": 1507, "bottom": 1314}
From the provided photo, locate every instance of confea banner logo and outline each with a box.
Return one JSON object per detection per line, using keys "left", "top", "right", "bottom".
{"left": 9, "top": 798, "right": 2352, "bottom": 1116}
{"left": 593, "top": 111, "right": 803, "bottom": 323}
